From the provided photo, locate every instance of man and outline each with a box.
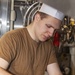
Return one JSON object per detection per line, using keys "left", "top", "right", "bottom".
{"left": 0, "top": 3, "right": 64, "bottom": 75}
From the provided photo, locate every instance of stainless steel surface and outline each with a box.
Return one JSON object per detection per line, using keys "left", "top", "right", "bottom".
{"left": 0, "top": 0, "right": 31, "bottom": 36}
{"left": 0, "top": 0, "right": 10, "bottom": 37}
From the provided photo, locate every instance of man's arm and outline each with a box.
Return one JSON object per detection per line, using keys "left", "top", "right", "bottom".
{"left": 47, "top": 63, "right": 63, "bottom": 75}
{"left": 0, "top": 67, "right": 12, "bottom": 75}
{"left": 0, "top": 57, "right": 12, "bottom": 75}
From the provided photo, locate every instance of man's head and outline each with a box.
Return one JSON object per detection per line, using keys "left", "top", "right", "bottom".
{"left": 31, "top": 3, "right": 64, "bottom": 42}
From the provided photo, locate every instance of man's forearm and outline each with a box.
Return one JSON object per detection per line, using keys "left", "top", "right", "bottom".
{"left": 0, "top": 67, "right": 12, "bottom": 75}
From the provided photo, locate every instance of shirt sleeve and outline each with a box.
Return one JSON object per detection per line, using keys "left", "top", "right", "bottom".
{"left": 0, "top": 32, "right": 16, "bottom": 63}
{"left": 48, "top": 40, "right": 58, "bottom": 65}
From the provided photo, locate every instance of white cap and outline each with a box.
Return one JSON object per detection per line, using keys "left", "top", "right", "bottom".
{"left": 39, "top": 3, "right": 64, "bottom": 21}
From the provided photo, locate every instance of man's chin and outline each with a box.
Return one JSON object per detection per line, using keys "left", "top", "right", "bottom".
{"left": 40, "top": 39, "right": 48, "bottom": 42}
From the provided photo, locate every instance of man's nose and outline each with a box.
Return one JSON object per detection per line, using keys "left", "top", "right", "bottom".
{"left": 48, "top": 28, "right": 55, "bottom": 37}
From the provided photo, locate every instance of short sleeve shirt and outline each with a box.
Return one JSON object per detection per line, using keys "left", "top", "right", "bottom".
{"left": 0, "top": 28, "right": 57, "bottom": 75}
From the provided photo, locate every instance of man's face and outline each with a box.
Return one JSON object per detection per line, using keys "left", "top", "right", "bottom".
{"left": 35, "top": 15, "right": 61, "bottom": 42}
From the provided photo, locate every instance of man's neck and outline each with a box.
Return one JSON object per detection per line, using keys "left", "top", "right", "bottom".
{"left": 26, "top": 23, "right": 39, "bottom": 42}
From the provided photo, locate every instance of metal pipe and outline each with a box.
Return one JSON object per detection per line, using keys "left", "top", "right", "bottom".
{"left": 10, "top": 0, "right": 15, "bottom": 30}
{"left": 23, "top": 2, "right": 41, "bottom": 26}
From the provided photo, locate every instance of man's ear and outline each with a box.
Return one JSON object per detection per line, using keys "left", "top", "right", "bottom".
{"left": 34, "top": 13, "right": 41, "bottom": 22}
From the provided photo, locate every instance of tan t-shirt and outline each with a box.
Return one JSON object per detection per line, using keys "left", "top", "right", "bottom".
{"left": 0, "top": 28, "right": 57, "bottom": 75}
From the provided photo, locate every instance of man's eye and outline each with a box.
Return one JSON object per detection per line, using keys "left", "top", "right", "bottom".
{"left": 46, "top": 24, "right": 51, "bottom": 28}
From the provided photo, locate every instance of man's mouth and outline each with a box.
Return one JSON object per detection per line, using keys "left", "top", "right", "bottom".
{"left": 42, "top": 35, "right": 49, "bottom": 40}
